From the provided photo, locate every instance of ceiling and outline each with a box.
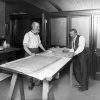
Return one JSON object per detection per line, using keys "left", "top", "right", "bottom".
{"left": 5, "top": 0, "right": 100, "bottom": 12}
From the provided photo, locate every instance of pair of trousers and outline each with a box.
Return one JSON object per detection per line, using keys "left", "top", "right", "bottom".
{"left": 73, "top": 52, "right": 89, "bottom": 89}
{"left": 25, "top": 48, "right": 39, "bottom": 57}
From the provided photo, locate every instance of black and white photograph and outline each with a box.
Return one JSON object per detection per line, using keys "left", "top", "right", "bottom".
{"left": 0, "top": 0, "right": 100, "bottom": 100}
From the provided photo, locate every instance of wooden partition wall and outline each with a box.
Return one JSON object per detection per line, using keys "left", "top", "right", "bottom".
{"left": 71, "top": 16, "right": 90, "bottom": 47}
{"left": 49, "top": 16, "right": 91, "bottom": 48}
{"left": 47, "top": 10, "right": 100, "bottom": 78}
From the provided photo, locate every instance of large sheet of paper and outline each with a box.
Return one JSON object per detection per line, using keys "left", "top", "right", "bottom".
{"left": 1, "top": 55, "right": 60, "bottom": 75}
{"left": 0, "top": 47, "right": 72, "bottom": 80}
{"left": 39, "top": 47, "right": 74, "bottom": 57}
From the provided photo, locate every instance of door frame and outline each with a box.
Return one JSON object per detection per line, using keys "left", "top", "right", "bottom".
{"left": 92, "top": 14, "right": 100, "bottom": 79}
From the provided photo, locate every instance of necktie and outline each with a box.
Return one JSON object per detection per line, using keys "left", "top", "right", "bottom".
{"left": 72, "top": 40, "right": 75, "bottom": 49}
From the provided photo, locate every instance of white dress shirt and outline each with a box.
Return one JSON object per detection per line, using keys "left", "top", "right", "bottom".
{"left": 23, "top": 31, "right": 41, "bottom": 48}
{"left": 73, "top": 35, "right": 85, "bottom": 55}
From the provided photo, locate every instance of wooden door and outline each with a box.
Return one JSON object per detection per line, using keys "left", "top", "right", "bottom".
{"left": 93, "top": 15, "right": 100, "bottom": 78}
{"left": 51, "top": 18, "right": 67, "bottom": 47}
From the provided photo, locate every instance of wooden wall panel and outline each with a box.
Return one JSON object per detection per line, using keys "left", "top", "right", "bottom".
{"left": 0, "top": 0, "right": 5, "bottom": 36}
{"left": 96, "top": 16, "right": 100, "bottom": 49}
{"left": 71, "top": 16, "right": 90, "bottom": 47}
{"left": 51, "top": 18, "right": 67, "bottom": 46}
{"left": 93, "top": 16, "right": 100, "bottom": 73}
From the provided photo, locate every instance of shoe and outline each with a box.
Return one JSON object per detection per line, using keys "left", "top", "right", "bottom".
{"left": 74, "top": 84, "right": 82, "bottom": 88}
{"left": 28, "top": 82, "right": 35, "bottom": 90}
{"left": 78, "top": 87, "right": 88, "bottom": 91}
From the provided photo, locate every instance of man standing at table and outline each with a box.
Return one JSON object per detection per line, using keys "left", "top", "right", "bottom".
{"left": 69, "top": 28, "right": 88, "bottom": 91}
{"left": 23, "top": 22, "right": 46, "bottom": 89}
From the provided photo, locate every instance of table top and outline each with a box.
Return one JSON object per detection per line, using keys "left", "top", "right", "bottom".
{"left": 0, "top": 47, "right": 73, "bottom": 80}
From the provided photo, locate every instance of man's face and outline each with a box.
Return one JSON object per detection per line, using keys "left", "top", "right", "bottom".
{"left": 32, "top": 23, "right": 40, "bottom": 33}
{"left": 69, "top": 31, "right": 76, "bottom": 39}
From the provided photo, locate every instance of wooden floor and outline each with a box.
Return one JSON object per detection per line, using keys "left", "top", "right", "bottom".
{"left": 0, "top": 72, "right": 100, "bottom": 100}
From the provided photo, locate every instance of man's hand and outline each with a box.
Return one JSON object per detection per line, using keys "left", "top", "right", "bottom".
{"left": 39, "top": 43, "right": 46, "bottom": 52}
{"left": 29, "top": 53, "right": 35, "bottom": 56}
{"left": 68, "top": 52, "right": 74, "bottom": 58}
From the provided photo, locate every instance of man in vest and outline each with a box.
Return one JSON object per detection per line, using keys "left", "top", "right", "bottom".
{"left": 69, "top": 28, "right": 88, "bottom": 91}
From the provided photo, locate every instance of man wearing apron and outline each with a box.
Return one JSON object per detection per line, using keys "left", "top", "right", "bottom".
{"left": 23, "top": 22, "right": 46, "bottom": 90}
{"left": 69, "top": 28, "right": 88, "bottom": 91}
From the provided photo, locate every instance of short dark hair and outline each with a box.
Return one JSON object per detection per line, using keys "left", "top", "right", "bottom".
{"left": 69, "top": 28, "right": 77, "bottom": 33}
{"left": 0, "top": 37, "right": 6, "bottom": 46}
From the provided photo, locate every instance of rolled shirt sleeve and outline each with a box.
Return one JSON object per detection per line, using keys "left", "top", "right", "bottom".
{"left": 38, "top": 35, "right": 41, "bottom": 45}
{"left": 74, "top": 36, "right": 85, "bottom": 55}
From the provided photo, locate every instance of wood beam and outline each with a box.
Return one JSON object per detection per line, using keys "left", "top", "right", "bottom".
{"left": 23, "top": 0, "right": 47, "bottom": 12}
{"left": 48, "top": 0, "right": 62, "bottom": 12}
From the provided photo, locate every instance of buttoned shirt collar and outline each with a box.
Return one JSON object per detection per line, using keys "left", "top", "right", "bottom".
{"left": 31, "top": 30, "right": 38, "bottom": 35}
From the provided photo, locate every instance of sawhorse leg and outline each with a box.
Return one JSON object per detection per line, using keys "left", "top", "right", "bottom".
{"left": 42, "top": 79, "right": 50, "bottom": 100}
{"left": 42, "top": 77, "right": 55, "bottom": 100}
{"left": 8, "top": 74, "right": 18, "bottom": 100}
{"left": 70, "top": 61, "right": 73, "bottom": 88}
{"left": 19, "top": 75, "right": 25, "bottom": 100}
{"left": 8, "top": 74, "right": 25, "bottom": 100}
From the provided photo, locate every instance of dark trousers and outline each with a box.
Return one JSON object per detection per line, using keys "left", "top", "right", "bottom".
{"left": 25, "top": 48, "right": 39, "bottom": 57}
{"left": 73, "top": 52, "right": 89, "bottom": 89}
